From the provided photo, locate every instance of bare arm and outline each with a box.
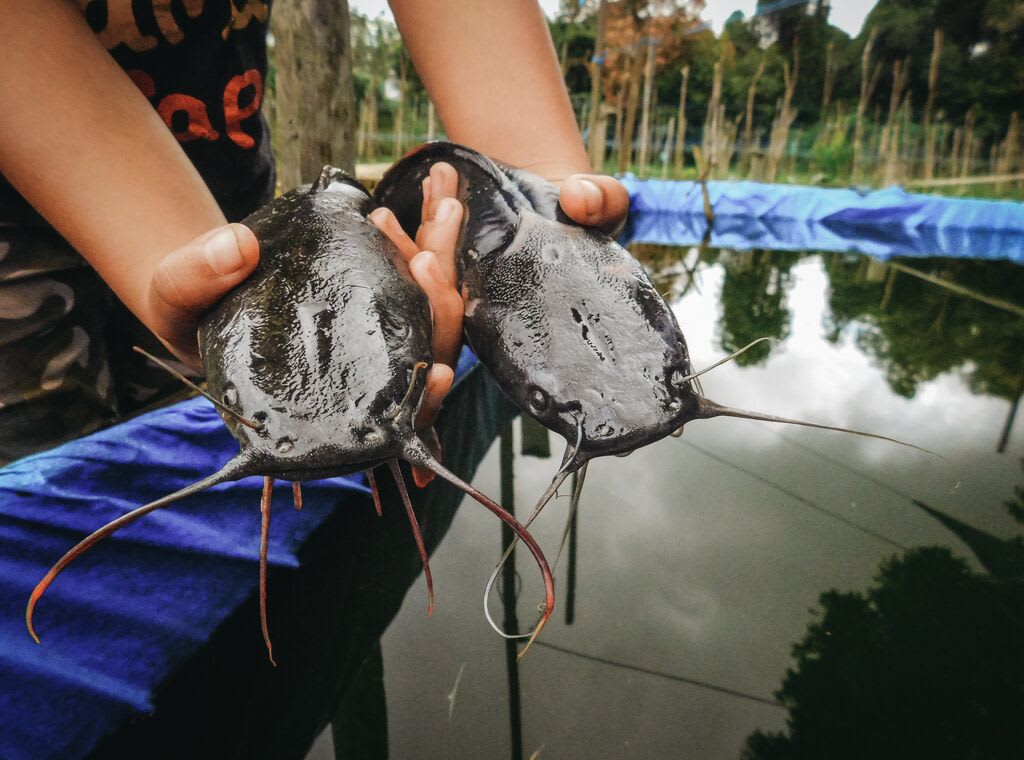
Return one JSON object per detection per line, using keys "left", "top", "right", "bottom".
{"left": 389, "top": 0, "right": 629, "bottom": 227}
{"left": 0, "top": 0, "right": 258, "bottom": 367}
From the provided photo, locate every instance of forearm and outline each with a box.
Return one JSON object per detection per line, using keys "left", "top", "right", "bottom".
{"left": 389, "top": 0, "right": 591, "bottom": 178}
{"left": 0, "top": 0, "right": 225, "bottom": 329}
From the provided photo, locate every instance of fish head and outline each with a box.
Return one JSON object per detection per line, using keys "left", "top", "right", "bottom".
{"left": 467, "top": 218, "right": 700, "bottom": 468}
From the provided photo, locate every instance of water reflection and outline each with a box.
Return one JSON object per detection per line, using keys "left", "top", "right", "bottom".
{"left": 742, "top": 542, "right": 1024, "bottom": 759}
{"left": 376, "top": 244, "right": 1023, "bottom": 759}
{"left": 825, "top": 256, "right": 1024, "bottom": 401}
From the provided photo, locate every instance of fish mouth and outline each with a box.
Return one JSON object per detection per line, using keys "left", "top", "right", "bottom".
{"left": 567, "top": 396, "right": 698, "bottom": 463}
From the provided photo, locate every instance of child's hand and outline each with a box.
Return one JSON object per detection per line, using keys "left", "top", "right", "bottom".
{"left": 368, "top": 161, "right": 629, "bottom": 434}
{"left": 555, "top": 173, "right": 631, "bottom": 235}
{"left": 368, "top": 162, "right": 464, "bottom": 437}
{"left": 147, "top": 224, "right": 260, "bottom": 371}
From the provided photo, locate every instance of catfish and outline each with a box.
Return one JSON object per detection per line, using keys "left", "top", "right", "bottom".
{"left": 26, "top": 168, "right": 555, "bottom": 662}
{"left": 375, "top": 143, "right": 930, "bottom": 644}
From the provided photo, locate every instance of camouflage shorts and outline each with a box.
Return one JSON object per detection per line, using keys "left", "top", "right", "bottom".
{"left": 0, "top": 224, "right": 186, "bottom": 465}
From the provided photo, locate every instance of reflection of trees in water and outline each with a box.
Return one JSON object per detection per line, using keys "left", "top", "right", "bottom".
{"left": 631, "top": 245, "right": 802, "bottom": 366}
{"left": 743, "top": 546, "right": 1024, "bottom": 760}
{"left": 718, "top": 250, "right": 800, "bottom": 366}
{"left": 825, "top": 257, "right": 1024, "bottom": 400}
{"left": 629, "top": 242, "right": 708, "bottom": 300}
{"left": 743, "top": 474, "right": 1024, "bottom": 760}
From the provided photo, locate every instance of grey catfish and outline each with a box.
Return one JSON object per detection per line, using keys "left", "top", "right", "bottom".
{"left": 375, "top": 143, "right": 929, "bottom": 645}
{"left": 26, "top": 167, "right": 556, "bottom": 660}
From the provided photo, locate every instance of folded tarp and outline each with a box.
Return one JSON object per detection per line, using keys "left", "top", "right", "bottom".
{"left": 0, "top": 348, "right": 478, "bottom": 760}
{"left": 620, "top": 178, "right": 1024, "bottom": 263}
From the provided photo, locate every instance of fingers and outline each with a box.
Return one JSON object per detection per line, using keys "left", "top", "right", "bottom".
{"left": 410, "top": 251, "right": 464, "bottom": 368}
{"left": 417, "top": 163, "right": 461, "bottom": 276}
{"left": 421, "top": 163, "right": 458, "bottom": 224}
{"left": 148, "top": 223, "right": 259, "bottom": 367}
{"left": 416, "top": 197, "right": 463, "bottom": 277}
{"left": 415, "top": 363, "right": 454, "bottom": 433}
{"left": 368, "top": 207, "right": 419, "bottom": 263}
{"left": 559, "top": 174, "right": 631, "bottom": 234}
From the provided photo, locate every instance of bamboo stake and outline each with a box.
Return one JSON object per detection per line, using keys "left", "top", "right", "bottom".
{"left": 364, "top": 77, "right": 378, "bottom": 161}
{"left": 618, "top": 42, "right": 645, "bottom": 174}
{"left": 392, "top": 51, "right": 409, "bottom": 160}
{"left": 995, "top": 112, "right": 1019, "bottom": 193}
{"left": 637, "top": 36, "right": 658, "bottom": 175}
{"left": 743, "top": 54, "right": 767, "bottom": 171}
{"left": 765, "top": 48, "right": 799, "bottom": 183}
{"left": 673, "top": 65, "right": 689, "bottom": 174}
{"left": 853, "top": 28, "right": 882, "bottom": 182}
{"left": 614, "top": 75, "right": 628, "bottom": 168}
{"left": 586, "top": 0, "right": 609, "bottom": 169}
{"left": 961, "top": 108, "right": 975, "bottom": 179}
{"left": 701, "top": 60, "right": 723, "bottom": 177}
{"left": 922, "top": 29, "right": 943, "bottom": 180}
{"left": 878, "top": 58, "right": 909, "bottom": 165}
{"left": 821, "top": 40, "right": 836, "bottom": 116}
{"left": 950, "top": 126, "right": 962, "bottom": 178}
{"left": 662, "top": 116, "right": 675, "bottom": 178}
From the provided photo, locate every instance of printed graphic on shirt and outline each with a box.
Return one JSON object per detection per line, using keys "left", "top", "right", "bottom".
{"left": 74, "top": 1, "right": 276, "bottom": 220}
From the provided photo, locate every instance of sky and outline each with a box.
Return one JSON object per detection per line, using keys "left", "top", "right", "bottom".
{"left": 348, "top": 1, "right": 878, "bottom": 37}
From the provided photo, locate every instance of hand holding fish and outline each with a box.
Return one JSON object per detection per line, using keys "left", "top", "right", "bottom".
{"left": 147, "top": 224, "right": 261, "bottom": 371}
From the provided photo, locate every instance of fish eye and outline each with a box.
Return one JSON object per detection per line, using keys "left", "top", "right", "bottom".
{"left": 528, "top": 387, "right": 550, "bottom": 414}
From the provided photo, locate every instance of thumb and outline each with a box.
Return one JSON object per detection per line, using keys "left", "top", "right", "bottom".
{"left": 148, "top": 224, "right": 259, "bottom": 364}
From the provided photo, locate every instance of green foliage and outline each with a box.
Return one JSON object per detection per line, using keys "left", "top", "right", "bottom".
{"left": 825, "top": 257, "right": 1024, "bottom": 400}
{"left": 810, "top": 134, "right": 853, "bottom": 180}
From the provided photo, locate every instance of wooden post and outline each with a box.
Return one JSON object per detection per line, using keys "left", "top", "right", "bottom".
{"left": 392, "top": 51, "right": 409, "bottom": 160}
{"left": 821, "top": 40, "right": 836, "bottom": 116}
{"left": 766, "top": 49, "right": 799, "bottom": 183}
{"left": 922, "top": 29, "right": 943, "bottom": 180}
{"left": 618, "top": 41, "right": 645, "bottom": 174}
{"left": 662, "top": 116, "right": 675, "bottom": 178}
{"left": 950, "top": 126, "right": 962, "bottom": 177}
{"left": 961, "top": 108, "right": 976, "bottom": 179}
{"left": 586, "top": 0, "right": 609, "bottom": 169}
{"left": 995, "top": 112, "right": 1019, "bottom": 193}
{"left": 673, "top": 65, "right": 689, "bottom": 174}
{"left": 614, "top": 75, "right": 628, "bottom": 168}
{"left": 272, "top": 0, "right": 358, "bottom": 185}
{"left": 637, "top": 37, "right": 658, "bottom": 175}
{"left": 701, "top": 60, "right": 722, "bottom": 176}
{"left": 878, "top": 58, "right": 908, "bottom": 168}
{"left": 853, "top": 28, "right": 882, "bottom": 183}
{"left": 743, "top": 54, "right": 766, "bottom": 171}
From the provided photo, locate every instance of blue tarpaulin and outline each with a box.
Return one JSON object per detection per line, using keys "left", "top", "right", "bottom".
{"left": 620, "top": 177, "right": 1024, "bottom": 263}
{"left": 0, "top": 348, "right": 478, "bottom": 760}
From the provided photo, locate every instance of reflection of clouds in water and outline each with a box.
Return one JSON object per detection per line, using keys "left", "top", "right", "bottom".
{"left": 383, "top": 251, "right": 1022, "bottom": 760}
{"left": 673, "top": 256, "right": 1014, "bottom": 467}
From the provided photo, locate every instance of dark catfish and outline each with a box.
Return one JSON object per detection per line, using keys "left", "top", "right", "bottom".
{"left": 379, "top": 145, "right": 911, "bottom": 472}
{"left": 26, "top": 167, "right": 555, "bottom": 660}
{"left": 375, "top": 143, "right": 928, "bottom": 643}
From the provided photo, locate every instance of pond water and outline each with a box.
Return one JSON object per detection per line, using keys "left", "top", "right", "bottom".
{"left": 312, "top": 245, "right": 1024, "bottom": 759}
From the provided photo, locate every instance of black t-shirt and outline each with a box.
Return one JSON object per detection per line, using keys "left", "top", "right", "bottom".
{"left": 0, "top": 0, "right": 276, "bottom": 225}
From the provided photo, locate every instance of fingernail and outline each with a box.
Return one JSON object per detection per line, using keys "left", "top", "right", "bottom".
{"left": 430, "top": 167, "right": 444, "bottom": 202}
{"left": 579, "top": 179, "right": 601, "bottom": 215}
{"left": 368, "top": 207, "right": 389, "bottom": 224}
{"left": 434, "top": 198, "right": 455, "bottom": 224}
{"left": 205, "top": 227, "right": 244, "bottom": 275}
